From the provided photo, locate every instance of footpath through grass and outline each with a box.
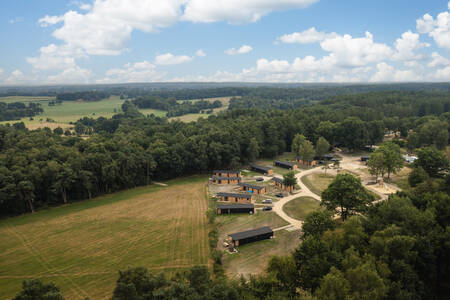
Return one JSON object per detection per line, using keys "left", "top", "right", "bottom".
{"left": 0, "top": 176, "right": 210, "bottom": 300}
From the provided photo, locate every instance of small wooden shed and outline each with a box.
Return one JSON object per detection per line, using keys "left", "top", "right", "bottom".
{"left": 228, "top": 226, "right": 273, "bottom": 247}
{"left": 238, "top": 182, "right": 266, "bottom": 194}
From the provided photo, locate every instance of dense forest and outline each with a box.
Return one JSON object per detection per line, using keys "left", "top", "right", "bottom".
{"left": 56, "top": 91, "right": 111, "bottom": 101}
{"left": 0, "top": 102, "right": 43, "bottom": 121}
{"left": 132, "top": 96, "right": 222, "bottom": 116}
{"left": 0, "top": 90, "right": 448, "bottom": 216}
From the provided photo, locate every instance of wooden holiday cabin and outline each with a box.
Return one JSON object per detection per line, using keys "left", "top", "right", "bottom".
{"left": 213, "top": 170, "right": 241, "bottom": 177}
{"left": 212, "top": 176, "right": 242, "bottom": 185}
{"left": 216, "top": 203, "right": 254, "bottom": 215}
{"left": 274, "top": 160, "right": 298, "bottom": 170}
{"left": 217, "top": 192, "right": 252, "bottom": 203}
{"left": 228, "top": 226, "right": 273, "bottom": 247}
{"left": 250, "top": 164, "right": 274, "bottom": 176}
{"left": 272, "top": 177, "right": 294, "bottom": 192}
{"left": 296, "top": 156, "right": 318, "bottom": 166}
{"left": 238, "top": 182, "right": 266, "bottom": 194}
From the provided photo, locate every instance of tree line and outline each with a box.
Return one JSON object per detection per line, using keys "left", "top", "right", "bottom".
{"left": 56, "top": 91, "right": 111, "bottom": 102}
{"left": 132, "top": 96, "right": 222, "bottom": 117}
{"left": 0, "top": 102, "right": 43, "bottom": 121}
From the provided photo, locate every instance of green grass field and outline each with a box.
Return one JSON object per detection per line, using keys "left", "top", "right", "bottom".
{"left": 216, "top": 211, "right": 298, "bottom": 277}
{"left": 0, "top": 96, "right": 56, "bottom": 103}
{"left": 0, "top": 176, "right": 210, "bottom": 300}
{"left": 282, "top": 197, "right": 322, "bottom": 221}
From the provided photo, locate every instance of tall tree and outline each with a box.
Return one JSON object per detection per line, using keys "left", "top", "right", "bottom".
{"left": 299, "top": 140, "right": 315, "bottom": 161}
{"left": 367, "top": 151, "right": 386, "bottom": 180}
{"left": 377, "top": 142, "right": 403, "bottom": 179}
{"left": 415, "top": 147, "right": 449, "bottom": 177}
{"left": 283, "top": 171, "right": 297, "bottom": 188}
{"left": 321, "top": 173, "right": 374, "bottom": 221}
{"left": 316, "top": 137, "right": 330, "bottom": 158}
{"left": 291, "top": 134, "right": 307, "bottom": 155}
{"left": 13, "top": 279, "right": 64, "bottom": 300}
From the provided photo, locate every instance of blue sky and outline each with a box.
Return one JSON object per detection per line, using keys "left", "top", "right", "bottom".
{"left": 1, "top": 0, "right": 450, "bottom": 85}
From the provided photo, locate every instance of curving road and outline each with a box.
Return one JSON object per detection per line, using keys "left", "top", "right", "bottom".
{"left": 271, "top": 167, "right": 322, "bottom": 229}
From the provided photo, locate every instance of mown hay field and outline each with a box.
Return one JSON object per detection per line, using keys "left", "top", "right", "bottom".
{"left": 0, "top": 176, "right": 210, "bottom": 300}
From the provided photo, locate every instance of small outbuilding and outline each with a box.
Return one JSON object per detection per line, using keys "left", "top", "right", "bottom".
{"left": 212, "top": 176, "right": 242, "bottom": 184}
{"left": 361, "top": 156, "right": 370, "bottom": 162}
{"left": 274, "top": 160, "right": 298, "bottom": 170}
{"left": 217, "top": 192, "right": 252, "bottom": 203}
{"left": 238, "top": 182, "right": 266, "bottom": 194}
{"left": 250, "top": 164, "right": 274, "bottom": 176}
{"left": 213, "top": 170, "right": 241, "bottom": 178}
{"left": 228, "top": 226, "right": 273, "bottom": 247}
{"left": 272, "top": 177, "right": 294, "bottom": 192}
{"left": 216, "top": 203, "right": 254, "bottom": 215}
{"left": 296, "top": 156, "right": 318, "bottom": 166}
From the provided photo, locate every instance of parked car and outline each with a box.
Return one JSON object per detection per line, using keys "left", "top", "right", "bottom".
{"left": 275, "top": 193, "right": 284, "bottom": 198}
{"left": 256, "top": 177, "right": 264, "bottom": 182}
{"left": 262, "top": 199, "right": 272, "bottom": 204}
{"left": 263, "top": 206, "right": 272, "bottom": 211}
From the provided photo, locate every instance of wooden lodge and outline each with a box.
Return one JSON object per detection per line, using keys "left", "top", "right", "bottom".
{"left": 250, "top": 164, "right": 274, "bottom": 176}
{"left": 212, "top": 176, "right": 242, "bottom": 185}
{"left": 213, "top": 170, "right": 241, "bottom": 177}
{"left": 238, "top": 182, "right": 266, "bottom": 194}
{"left": 217, "top": 192, "right": 252, "bottom": 203}
{"left": 228, "top": 226, "right": 273, "bottom": 247}
{"left": 272, "top": 177, "right": 294, "bottom": 192}
{"left": 274, "top": 160, "right": 297, "bottom": 170}
{"left": 296, "top": 156, "right": 318, "bottom": 166}
{"left": 216, "top": 203, "right": 254, "bottom": 215}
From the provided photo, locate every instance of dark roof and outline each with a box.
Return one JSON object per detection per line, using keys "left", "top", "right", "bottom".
{"left": 217, "top": 203, "right": 254, "bottom": 210}
{"left": 213, "top": 170, "right": 240, "bottom": 174}
{"left": 296, "top": 156, "right": 314, "bottom": 161}
{"left": 238, "top": 182, "right": 265, "bottom": 190}
{"left": 229, "top": 226, "right": 273, "bottom": 241}
{"left": 212, "top": 176, "right": 242, "bottom": 180}
{"left": 250, "top": 164, "right": 272, "bottom": 172}
{"left": 272, "top": 177, "right": 284, "bottom": 184}
{"left": 274, "top": 160, "right": 295, "bottom": 167}
{"left": 217, "top": 192, "right": 252, "bottom": 199}
{"left": 323, "top": 154, "right": 335, "bottom": 159}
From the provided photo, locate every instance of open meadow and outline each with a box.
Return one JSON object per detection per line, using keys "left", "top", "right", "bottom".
{"left": 0, "top": 176, "right": 210, "bottom": 300}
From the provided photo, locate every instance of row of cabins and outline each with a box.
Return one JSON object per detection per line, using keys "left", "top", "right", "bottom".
{"left": 217, "top": 192, "right": 252, "bottom": 203}
{"left": 212, "top": 170, "right": 242, "bottom": 184}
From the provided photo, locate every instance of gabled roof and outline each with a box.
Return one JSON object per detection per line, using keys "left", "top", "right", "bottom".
{"left": 296, "top": 156, "right": 314, "bottom": 161}
{"left": 229, "top": 226, "right": 273, "bottom": 240}
{"left": 217, "top": 203, "right": 254, "bottom": 210}
{"left": 274, "top": 160, "right": 296, "bottom": 167}
{"left": 213, "top": 170, "right": 241, "bottom": 174}
{"left": 271, "top": 177, "right": 284, "bottom": 184}
{"left": 250, "top": 164, "right": 273, "bottom": 172}
{"left": 238, "top": 182, "right": 265, "bottom": 190}
{"left": 212, "top": 176, "right": 242, "bottom": 180}
{"left": 217, "top": 192, "right": 252, "bottom": 199}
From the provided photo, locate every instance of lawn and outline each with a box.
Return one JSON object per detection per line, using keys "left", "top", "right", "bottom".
{"left": 169, "top": 96, "right": 232, "bottom": 123}
{"left": 282, "top": 197, "right": 322, "bottom": 221}
{"left": 0, "top": 176, "right": 210, "bottom": 300}
{"left": 0, "top": 96, "right": 55, "bottom": 103}
{"left": 301, "top": 173, "right": 335, "bottom": 196}
{"left": 216, "top": 211, "right": 297, "bottom": 278}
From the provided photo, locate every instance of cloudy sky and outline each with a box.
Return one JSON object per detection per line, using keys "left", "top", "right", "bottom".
{"left": 1, "top": 0, "right": 450, "bottom": 85}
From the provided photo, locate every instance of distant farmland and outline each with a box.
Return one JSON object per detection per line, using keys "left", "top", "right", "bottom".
{"left": 0, "top": 176, "right": 210, "bottom": 300}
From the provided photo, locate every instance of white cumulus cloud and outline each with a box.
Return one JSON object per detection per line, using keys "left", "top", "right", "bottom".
{"left": 393, "top": 31, "right": 429, "bottom": 61}
{"left": 155, "top": 53, "right": 193, "bottom": 65}
{"left": 98, "top": 61, "right": 165, "bottom": 83}
{"left": 416, "top": 10, "right": 450, "bottom": 50}
{"left": 428, "top": 52, "right": 450, "bottom": 67}
{"left": 225, "top": 45, "right": 253, "bottom": 55}
{"left": 277, "top": 27, "right": 338, "bottom": 44}
{"left": 182, "top": 0, "right": 318, "bottom": 23}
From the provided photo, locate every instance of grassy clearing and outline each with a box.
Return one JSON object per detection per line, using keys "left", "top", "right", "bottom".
{"left": 216, "top": 211, "right": 292, "bottom": 277}
{"left": 0, "top": 176, "right": 210, "bottom": 300}
{"left": 0, "top": 96, "right": 56, "bottom": 103}
{"left": 222, "top": 230, "right": 300, "bottom": 278}
{"left": 302, "top": 173, "right": 335, "bottom": 196}
{"left": 169, "top": 96, "right": 232, "bottom": 123}
{"left": 282, "top": 197, "right": 322, "bottom": 221}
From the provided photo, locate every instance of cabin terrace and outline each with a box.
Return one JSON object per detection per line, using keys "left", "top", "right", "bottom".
{"left": 212, "top": 176, "right": 242, "bottom": 184}
{"left": 228, "top": 226, "right": 274, "bottom": 247}
{"left": 296, "top": 156, "right": 318, "bottom": 166}
{"left": 238, "top": 182, "right": 266, "bottom": 194}
{"left": 216, "top": 203, "right": 254, "bottom": 215}
{"left": 274, "top": 160, "right": 298, "bottom": 170}
{"left": 272, "top": 177, "right": 294, "bottom": 192}
{"left": 250, "top": 164, "right": 274, "bottom": 176}
{"left": 212, "top": 170, "right": 241, "bottom": 177}
{"left": 217, "top": 192, "right": 252, "bottom": 203}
